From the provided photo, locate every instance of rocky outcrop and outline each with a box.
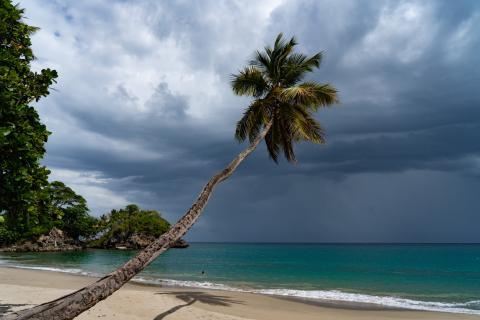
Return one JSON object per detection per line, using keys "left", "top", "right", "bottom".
{"left": 0, "top": 227, "right": 82, "bottom": 252}
{"left": 90, "top": 232, "right": 189, "bottom": 250}
{"left": 171, "top": 238, "right": 189, "bottom": 248}
{"left": 128, "top": 233, "right": 156, "bottom": 248}
{"left": 0, "top": 228, "right": 189, "bottom": 252}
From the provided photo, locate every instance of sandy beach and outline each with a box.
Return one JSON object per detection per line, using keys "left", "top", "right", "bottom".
{"left": 0, "top": 267, "right": 478, "bottom": 320}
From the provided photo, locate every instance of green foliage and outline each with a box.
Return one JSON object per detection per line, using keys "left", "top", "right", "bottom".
{"left": 0, "top": 226, "right": 17, "bottom": 244}
{"left": 39, "top": 181, "right": 97, "bottom": 239}
{"left": 0, "top": 0, "right": 58, "bottom": 232}
{"left": 93, "top": 204, "right": 170, "bottom": 248}
{"left": 23, "top": 224, "right": 51, "bottom": 240}
{"left": 231, "top": 33, "right": 339, "bottom": 163}
{"left": 0, "top": 180, "right": 97, "bottom": 245}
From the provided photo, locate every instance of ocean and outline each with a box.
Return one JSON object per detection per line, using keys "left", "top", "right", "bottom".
{"left": 1, "top": 243, "right": 479, "bottom": 314}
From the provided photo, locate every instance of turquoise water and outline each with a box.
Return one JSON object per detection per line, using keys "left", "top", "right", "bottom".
{"left": 1, "top": 243, "right": 480, "bottom": 314}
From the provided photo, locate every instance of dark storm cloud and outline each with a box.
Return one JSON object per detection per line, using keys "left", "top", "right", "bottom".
{"left": 21, "top": 0, "right": 480, "bottom": 241}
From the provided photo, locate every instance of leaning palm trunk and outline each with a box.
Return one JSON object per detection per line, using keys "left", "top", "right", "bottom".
{"left": 4, "top": 120, "right": 273, "bottom": 320}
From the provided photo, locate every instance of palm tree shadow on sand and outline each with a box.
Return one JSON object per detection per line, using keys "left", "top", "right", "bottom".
{"left": 153, "top": 291, "right": 244, "bottom": 319}
{"left": 0, "top": 303, "right": 29, "bottom": 317}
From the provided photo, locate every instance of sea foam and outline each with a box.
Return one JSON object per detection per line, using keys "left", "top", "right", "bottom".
{"left": 131, "top": 276, "right": 480, "bottom": 315}
{"left": 254, "top": 288, "right": 480, "bottom": 315}
{"left": 3, "top": 263, "right": 480, "bottom": 315}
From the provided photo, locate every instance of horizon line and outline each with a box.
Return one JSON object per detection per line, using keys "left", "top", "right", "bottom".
{"left": 186, "top": 241, "right": 480, "bottom": 245}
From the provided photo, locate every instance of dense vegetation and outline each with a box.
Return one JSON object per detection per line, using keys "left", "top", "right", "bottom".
{"left": 0, "top": 3, "right": 57, "bottom": 231}
{"left": 38, "top": 181, "right": 97, "bottom": 240}
{"left": 0, "top": 0, "right": 65, "bottom": 243}
{"left": 0, "top": 179, "right": 97, "bottom": 244}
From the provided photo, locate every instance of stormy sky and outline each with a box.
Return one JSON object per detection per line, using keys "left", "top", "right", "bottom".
{"left": 20, "top": 0, "right": 480, "bottom": 242}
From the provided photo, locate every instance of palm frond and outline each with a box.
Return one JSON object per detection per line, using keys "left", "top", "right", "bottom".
{"left": 231, "top": 67, "right": 268, "bottom": 97}
{"left": 274, "top": 33, "right": 285, "bottom": 49}
{"left": 273, "top": 35, "right": 297, "bottom": 82}
{"left": 278, "top": 117, "right": 296, "bottom": 163}
{"left": 275, "top": 35, "right": 297, "bottom": 61}
{"left": 253, "top": 33, "right": 298, "bottom": 84}
{"left": 291, "top": 106, "right": 325, "bottom": 143}
{"left": 302, "top": 52, "right": 322, "bottom": 69}
{"left": 250, "top": 50, "right": 272, "bottom": 78}
{"left": 305, "top": 82, "right": 338, "bottom": 109}
{"left": 264, "top": 125, "right": 280, "bottom": 163}
{"left": 235, "top": 100, "right": 269, "bottom": 142}
{"left": 281, "top": 52, "right": 322, "bottom": 86}
{"left": 279, "top": 81, "right": 338, "bottom": 108}
{"left": 284, "top": 52, "right": 307, "bottom": 66}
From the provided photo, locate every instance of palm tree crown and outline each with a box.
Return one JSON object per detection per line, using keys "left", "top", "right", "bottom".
{"left": 231, "top": 33, "right": 339, "bottom": 162}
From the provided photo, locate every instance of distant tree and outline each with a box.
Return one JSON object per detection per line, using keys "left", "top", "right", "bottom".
{"left": 10, "top": 34, "right": 338, "bottom": 320}
{"left": 41, "top": 181, "right": 96, "bottom": 240}
{"left": 0, "top": 0, "right": 57, "bottom": 234}
{"left": 0, "top": 180, "right": 96, "bottom": 243}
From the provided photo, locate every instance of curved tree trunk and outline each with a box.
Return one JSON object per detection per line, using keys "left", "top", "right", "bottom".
{"left": 3, "top": 120, "right": 273, "bottom": 320}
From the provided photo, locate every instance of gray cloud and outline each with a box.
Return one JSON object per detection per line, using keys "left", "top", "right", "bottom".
{"left": 21, "top": 0, "right": 480, "bottom": 242}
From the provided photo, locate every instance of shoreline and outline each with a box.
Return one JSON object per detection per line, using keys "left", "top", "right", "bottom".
{"left": 2, "top": 262, "right": 480, "bottom": 315}
{"left": 0, "top": 264, "right": 405, "bottom": 312}
{"left": 1, "top": 267, "right": 479, "bottom": 319}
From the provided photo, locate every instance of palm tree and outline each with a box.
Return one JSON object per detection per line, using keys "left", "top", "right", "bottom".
{"left": 5, "top": 33, "right": 338, "bottom": 320}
